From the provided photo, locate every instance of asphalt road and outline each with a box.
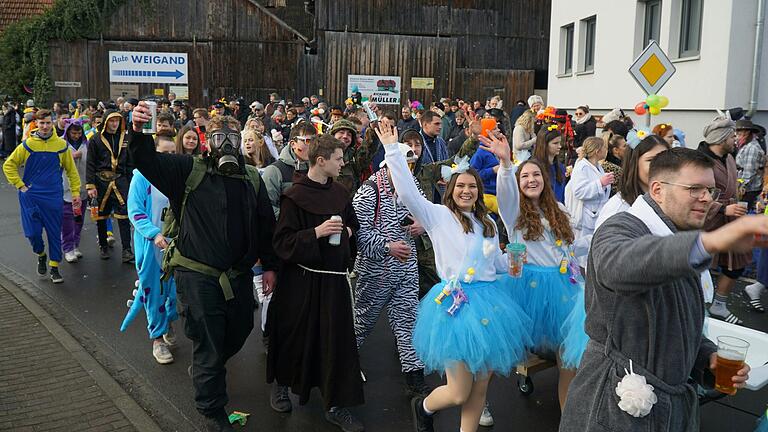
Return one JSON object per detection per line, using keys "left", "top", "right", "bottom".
{"left": 0, "top": 179, "right": 765, "bottom": 432}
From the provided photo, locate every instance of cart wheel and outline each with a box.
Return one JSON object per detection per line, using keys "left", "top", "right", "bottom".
{"left": 518, "top": 375, "right": 534, "bottom": 395}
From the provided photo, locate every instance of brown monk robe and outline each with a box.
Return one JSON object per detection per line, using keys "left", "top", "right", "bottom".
{"left": 266, "top": 172, "right": 364, "bottom": 410}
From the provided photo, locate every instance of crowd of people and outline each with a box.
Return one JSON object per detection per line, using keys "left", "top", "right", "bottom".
{"left": 1, "top": 90, "right": 765, "bottom": 432}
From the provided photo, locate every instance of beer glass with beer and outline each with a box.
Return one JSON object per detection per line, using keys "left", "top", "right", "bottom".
{"left": 714, "top": 335, "right": 749, "bottom": 395}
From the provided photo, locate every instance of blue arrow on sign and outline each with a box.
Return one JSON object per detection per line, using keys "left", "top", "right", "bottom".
{"left": 157, "top": 70, "right": 184, "bottom": 79}
{"left": 112, "top": 69, "right": 184, "bottom": 80}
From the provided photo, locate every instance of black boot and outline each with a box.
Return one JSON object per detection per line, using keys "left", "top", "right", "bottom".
{"left": 404, "top": 369, "right": 431, "bottom": 398}
{"left": 325, "top": 407, "right": 364, "bottom": 432}
{"left": 270, "top": 383, "right": 292, "bottom": 413}
{"left": 36, "top": 254, "right": 47, "bottom": 276}
{"left": 121, "top": 248, "right": 135, "bottom": 263}
{"left": 410, "top": 396, "right": 434, "bottom": 432}
{"left": 201, "top": 408, "right": 233, "bottom": 432}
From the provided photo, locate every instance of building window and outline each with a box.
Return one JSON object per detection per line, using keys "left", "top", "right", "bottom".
{"left": 679, "top": 0, "right": 702, "bottom": 57}
{"left": 581, "top": 16, "right": 597, "bottom": 72}
{"left": 643, "top": 0, "right": 662, "bottom": 47}
{"left": 561, "top": 24, "right": 574, "bottom": 74}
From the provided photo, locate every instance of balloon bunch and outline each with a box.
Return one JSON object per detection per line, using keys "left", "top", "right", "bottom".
{"left": 634, "top": 94, "right": 669, "bottom": 116}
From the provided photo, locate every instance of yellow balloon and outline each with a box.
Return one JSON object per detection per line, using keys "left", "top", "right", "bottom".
{"left": 649, "top": 106, "right": 661, "bottom": 115}
{"left": 658, "top": 95, "right": 669, "bottom": 108}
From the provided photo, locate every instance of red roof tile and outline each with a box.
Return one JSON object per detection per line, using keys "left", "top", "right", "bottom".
{"left": 0, "top": 0, "right": 54, "bottom": 34}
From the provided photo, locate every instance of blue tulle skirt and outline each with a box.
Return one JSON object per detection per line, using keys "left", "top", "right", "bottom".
{"left": 413, "top": 275, "right": 533, "bottom": 376}
{"left": 560, "top": 286, "right": 588, "bottom": 369}
{"left": 515, "top": 265, "right": 583, "bottom": 355}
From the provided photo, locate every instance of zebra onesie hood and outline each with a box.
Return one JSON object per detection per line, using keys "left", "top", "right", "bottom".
{"left": 352, "top": 166, "right": 424, "bottom": 373}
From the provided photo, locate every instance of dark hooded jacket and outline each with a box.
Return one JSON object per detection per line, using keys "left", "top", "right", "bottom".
{"left": 85, "top": 110, "right": 131, "bottom": 190}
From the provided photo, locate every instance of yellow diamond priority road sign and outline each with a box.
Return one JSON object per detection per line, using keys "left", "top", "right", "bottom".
{"left": 628, "top": 41, "right": 676, "bottom": 94}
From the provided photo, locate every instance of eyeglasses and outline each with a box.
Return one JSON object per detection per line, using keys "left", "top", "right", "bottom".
{"left": 659, "top": 182, "right": 721, "bottom": 201}
{"left": 574, "top": 112, "right": 585, "bottom": 117}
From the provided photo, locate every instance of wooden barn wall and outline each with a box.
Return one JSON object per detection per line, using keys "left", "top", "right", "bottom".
{"left": 100, "top": 0, "right": 302, "bottom": 42}
{"left": 320, "top": 31, "right": 456, "bottom": 107}
{"left": 48, "top": 39, "right": 303, "bottom": 107}
{"left": 48, "top": 0, "right": 306, "bottom": 106}
{"left": 453, "top": 68, "right": 534, "bottom": 106}
{"left": 314, "top": 0, "right": 551, "bottom": 72}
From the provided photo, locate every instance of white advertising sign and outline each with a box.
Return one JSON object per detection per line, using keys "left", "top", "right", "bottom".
{"left": 109, "top": 51, "right": 188, "bottom": 84}
{"left": 347, "top": 74, "right": 401, "bottom": 104}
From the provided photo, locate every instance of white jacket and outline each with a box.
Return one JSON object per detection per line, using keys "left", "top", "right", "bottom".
{"left": 565, "top": 158, "right": 610, "bottom": 238}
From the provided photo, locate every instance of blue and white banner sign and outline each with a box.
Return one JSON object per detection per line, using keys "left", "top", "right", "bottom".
{"left": 109, "top": 51, "right": 188, "bottom": 84}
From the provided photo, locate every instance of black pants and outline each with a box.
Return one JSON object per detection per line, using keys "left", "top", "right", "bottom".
{"left": 743, "top": 190, "right": 761, "bottom": 212}
{"left": 95, "top": 178, "right": 131, "bottom": 250}
{"left": 175, "top": 269, "right": 255, "bottom": 416}
{"left": 97, "top": 218, "right": 132, "bottom": 250}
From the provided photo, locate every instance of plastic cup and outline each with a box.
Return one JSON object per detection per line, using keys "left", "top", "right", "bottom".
{"left": 714, "top": 336, "right": 749, "bottom": 395}
{"left": 328, "top": 215, "right": 342, "bottom": 246}
{"left": 506, "top": 243, "right": 526, "bottom": 278}
{"left": 142, "top": 101, "right": 157, "bottom": 135}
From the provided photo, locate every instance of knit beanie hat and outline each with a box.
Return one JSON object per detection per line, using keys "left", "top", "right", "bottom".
{"left": 328, "top": 119, "right": 357, "bottom": 141}
{"left": 702, "top": 114, "right": 735, "bottom": 144}
{"left": 527, "top": 95, "right": 544, "bottom": 107}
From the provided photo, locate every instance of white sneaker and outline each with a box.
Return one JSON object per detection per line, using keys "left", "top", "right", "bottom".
{"left": 74, "top": 248, "right": 83, "bottom": 258}
{"left": 152, "top": 342, "right": 174, "bottom": 364}
{"left": 64, "top": 251, "right": 78, "bottom": 263}
{"left": 163, "top": 322, "right": 177, "bottom": 346}
{"left": 479, "top": 402, "right": 494, "bottom": 427}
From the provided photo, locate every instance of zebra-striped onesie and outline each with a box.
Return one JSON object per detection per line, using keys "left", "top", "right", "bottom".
{"left": 352, "top": 167, "right": 424, "bottom": 373}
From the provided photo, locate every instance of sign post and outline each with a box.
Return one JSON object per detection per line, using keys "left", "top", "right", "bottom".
{"left": 628, "top": 41, "right": 676, "bottom": 127}
{"left": 109, "top": 51, "right": 189, "bottom": 85}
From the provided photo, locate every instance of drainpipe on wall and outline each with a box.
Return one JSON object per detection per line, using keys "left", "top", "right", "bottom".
{"left": 748, "top": 0, "right": 766, "bottom": 117}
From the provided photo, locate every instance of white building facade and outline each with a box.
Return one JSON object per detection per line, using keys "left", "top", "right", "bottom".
{"left": 547, "top": 0, "right": 767, "bottom": 146}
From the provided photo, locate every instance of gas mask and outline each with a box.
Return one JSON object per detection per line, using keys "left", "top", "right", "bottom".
{"left": 208, "top": 126, "right": 242, "bottom": 175}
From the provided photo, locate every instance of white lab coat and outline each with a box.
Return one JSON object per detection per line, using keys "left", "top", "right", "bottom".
{"left": 565, "top": 158, "right": 610, "bottom": 239}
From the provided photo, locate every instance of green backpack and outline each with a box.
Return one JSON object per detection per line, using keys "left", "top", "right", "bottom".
{"left": 160, "top": 157, "right": 261, "bottom": 301}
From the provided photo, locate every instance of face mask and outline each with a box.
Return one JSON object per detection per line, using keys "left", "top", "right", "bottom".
{"left": 208, "top": 125, "right": 242, "bottom": 175}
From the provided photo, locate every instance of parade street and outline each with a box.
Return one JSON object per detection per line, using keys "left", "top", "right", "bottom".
{"left": 0, "top": 179, "right": 765, "bottom": 432}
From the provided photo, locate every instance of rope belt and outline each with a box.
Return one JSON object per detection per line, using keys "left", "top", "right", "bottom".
{"left": 297, "top": 264, "right": 348, "bottom": 276}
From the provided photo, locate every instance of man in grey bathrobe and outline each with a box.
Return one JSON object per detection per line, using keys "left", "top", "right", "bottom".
{"left": 560, "top": 148, "right": 754, "bottom": 432}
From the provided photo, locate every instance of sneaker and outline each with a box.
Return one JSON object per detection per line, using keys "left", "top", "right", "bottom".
{"left": 99, "top": 247, "right": 110, "bottom": 260}
{"left": 107, "top": 233, "right": 116, "bottom": 248}
{"left": 163, "top": 323, "right": 177, "bottom": 346}
{"left": 479, "top": 402, "right": 494, "bottom": 427}
{"left": 201, "top": 409, "right": 233, "bottom": 432}
{"left": 410, "top": 396, "right": 434, "bottom": 432}
{"left": 404, "top": 370, "right": 431, "bottom": 398}
{"left": 121, "top": 249, "right": 135, "bottom": 263}
{"left": 270, "top": 383, "right": 292, "bottom": 413}
{"left": 325, "top": 407, "right": 364, "bottom": 432}
{"left": 152, "top": 341, "right": 174, "bottom": 364}
{"left": 74, "top": 248, "right": 83, "bottom": 258}
{"left": 49, "top": 267, "right": 64, "bottom": 284}
{"left": 37, "top": 254, "right": 47, "bottom": 277}
{"left": 64, "top": 251, "right": 78, "bottom": 263}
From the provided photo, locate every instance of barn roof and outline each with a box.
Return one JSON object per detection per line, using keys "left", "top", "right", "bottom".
{"left": 0, "top": 0, "right": 54, "bottom": 34}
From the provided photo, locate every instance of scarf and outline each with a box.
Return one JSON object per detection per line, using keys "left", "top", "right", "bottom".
{"left": 575, "top": 112, "right": 593, "bottom": 125}
{"left": 627, "top": 196, "right": 714, "bottom": 302}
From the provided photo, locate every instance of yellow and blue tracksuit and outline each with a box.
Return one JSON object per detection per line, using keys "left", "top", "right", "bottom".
{"left": 3, "top": 132, "right": 81, "bottom": 266}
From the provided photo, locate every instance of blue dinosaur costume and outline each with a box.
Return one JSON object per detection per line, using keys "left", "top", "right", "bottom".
{"left": 120, "top": 169, "right": 177, "bottom": 339}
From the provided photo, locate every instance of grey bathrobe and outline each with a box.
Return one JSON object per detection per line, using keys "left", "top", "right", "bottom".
{"left": 560, "top": 195, "right": 717, "bottom": 432}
